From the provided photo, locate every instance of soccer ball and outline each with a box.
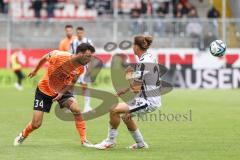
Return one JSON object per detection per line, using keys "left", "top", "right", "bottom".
{"left": 209, "top": 40, "right": 227, "bottom": 57}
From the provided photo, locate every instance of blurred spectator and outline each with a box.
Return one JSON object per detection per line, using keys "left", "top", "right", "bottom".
{"left": 186, "top": 7, "right": 203, "bottom": 49}
{"left": 140, "top": 0, "right": 153, "bottom": 17}
{"left": 156, "top": 2, "right": 166, "bottom": 17}
{"left": 85, "top": 0, "right": 95, "bottom": 9}
{"left": 207, "top": 6, "right": 220, "bottom": 40}
{"left": 0, "top": 0, "right": 3, "bottom": 13}
{"left": 186, "top": 19, "right": 203, "bottom": 49}
{"left": 0, "top": 0, "right": 9, "bottom": 14}
{"left": 117, "top": 0, "right": 124, "bottom": 15}
{"left": 130, "top": 4, "right": 141, "bottom": 19}
{"left": 188, "top": 6, "right": 198, "bottom": 18}
{"left": 180, "top": 0, "right": 189, "bottom": 7}
{"left": 32, "top": 0, "right": 43, "bottom": 19}
{"left": 46, "top": 0, "right": 57, "bottom": 18}
{"left": 130, "top": 4, "right": 141, "bottom": 35}
{"left": 154, "top": 2, "right": 166, "bottom": 36}
{"left": 96, "top": 0, "right": 113, "bottom": 15}
{"left": 59, "top": 24, "right": 76, "bottom": 51}
{"left": 11, "top": 50, "right": 25, "bottom": 91}
{"left": 174, "top": 1, "right": 194, "bottom": 18}
{"left": 207, "top": 6, "right": 220, "bottom": 18}
{"left": 161, "top": 1, "right": 170, "bottom": 15}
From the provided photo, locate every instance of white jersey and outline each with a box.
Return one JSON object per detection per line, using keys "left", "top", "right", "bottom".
{"left": 69, "top": 37, "right": 93, "bottom": 84}
{"left": 69, "top": 37, "right": 93, "bottom": 54}
{"left": 134, "top": 52, "right": 161, "bottom": 106}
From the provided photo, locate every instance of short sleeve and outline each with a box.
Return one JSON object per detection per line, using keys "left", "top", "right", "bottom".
{"left": 47, "top": 50, "right": 59, "bottom": 63}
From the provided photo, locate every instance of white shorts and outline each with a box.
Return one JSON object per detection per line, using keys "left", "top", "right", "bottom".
{"left": 77, "top": 68, "right": 91, "bottom": 84}
{"left": 127, "top": 97, "right": 160, "bottom": 116}
{"left": 78, "top": 73, "right": 86, "bottom": 84}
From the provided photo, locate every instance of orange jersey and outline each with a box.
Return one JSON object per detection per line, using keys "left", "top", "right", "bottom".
{"left": 59, "top": 36, "right": 76, "bottom": 51}
{"left": 38, "top": 50, "right": 84, "bottom": 97}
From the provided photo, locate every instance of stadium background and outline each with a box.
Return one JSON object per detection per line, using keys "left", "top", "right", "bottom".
{"left": 0, "top": 0, "right": 240, "bottom": 160}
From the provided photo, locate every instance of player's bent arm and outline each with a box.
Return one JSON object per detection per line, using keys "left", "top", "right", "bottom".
{"left": 28, "top": 53, "right": 50, "bottom": 78}
{"left": 118, "top": 79, "right": 142, "bottom": 95}
{"left": 116, "top": 87, "right": 130, "bottom": 96}
{"left": 61, "top": 75, "right": 78, "bottom": 93}
{"left": 125, "top": 66, "right": 143, "bottom": 93}
{"left": 118, "top": 68, "right": 143, "bottom": 95}
{"left": 52, "top": 75, "right": 78, "bottom": 101}
{"left": 129, "top": 80, "right": 143, "bottom": 93}
{"left": 125, "top": 65, "right": 134, "bottom": 74}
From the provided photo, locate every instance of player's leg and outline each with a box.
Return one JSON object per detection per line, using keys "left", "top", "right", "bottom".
{"left": 95, "top": 98, "right": 151, "bottom": 150}
{"left": 59, "top": 96, "right": 92, "bottom": 147}
{"left": 14, "top": 87, "right": 52, "bottom": 146}
{"left": 14, "top": 110, "right": 44, "bottom": 146}
{"left": 109, "top": 102, "right": 129, "bottom": 129}
{"left": 14, "top": 70, "right": 24, "bottom": 90}
{"left": 122, "top": 113, "right": 148, "bottom": 149}
{"left": 78, "top": 69, "right": 92, "bottom": 112}
{"left": 94, "top": 102, "right": 129, "bottom": 149}
{"left": 17, "top": 70, "right": 25, "bottom": 85}
{"left": 82, "top": 84, "right": 91, "bottom": 112}
{"left": 121, "top": 98, "right": 158, "bottom": 149}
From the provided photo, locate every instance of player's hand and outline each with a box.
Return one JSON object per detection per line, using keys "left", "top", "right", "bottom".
{"left": 126, "top": 72, "right": 132, "bottom": 80}
{"left": 53, "top": 93, "right": 63, "bottom": 102}
{"left": 116, "top": 90, "right": 125, "bottom": 96}
{"left": 116, "top": 88, "right": 129, "bottom": 96}
{"left": 125, "top": 66, "right": 134, "bottom": 80}
{"left": 28, "top": 70, "right": 37, "bottom": 78}
{"left": 125, "top": 66, "right": 134, "bottom": 73}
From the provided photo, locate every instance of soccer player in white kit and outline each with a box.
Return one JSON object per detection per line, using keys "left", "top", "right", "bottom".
{"left": 69, "top": 26, "right": 93, "bottom": 112}
{"left": 95, "top": 35, "right": 162, "bottom": 149}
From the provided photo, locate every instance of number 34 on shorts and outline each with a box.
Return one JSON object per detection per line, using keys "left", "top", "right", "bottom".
{"left": 34, "top": 99, "right": 44, "bottom": 108}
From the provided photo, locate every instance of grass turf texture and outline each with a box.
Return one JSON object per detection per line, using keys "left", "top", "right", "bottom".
{"left": 0, "top": 69, "right": 240, "bottom": 160}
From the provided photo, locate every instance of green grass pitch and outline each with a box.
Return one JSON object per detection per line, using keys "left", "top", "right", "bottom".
{"left": 0, "top": 69, "right": 240, "bottom": 160}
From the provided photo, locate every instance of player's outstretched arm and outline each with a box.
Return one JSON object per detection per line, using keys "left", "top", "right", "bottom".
{"left": 28, "top": 54, "right": 49, "bottom": 78}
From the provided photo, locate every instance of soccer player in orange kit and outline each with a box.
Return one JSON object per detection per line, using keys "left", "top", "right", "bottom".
{"left": 13, "top": 43, "right": 95, "bottom": 147}
{"left": 59, "top": 24, "right": 76, "bottom": 51}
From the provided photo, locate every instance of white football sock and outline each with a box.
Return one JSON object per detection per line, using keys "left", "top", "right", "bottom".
{"left": 107, "top": 124, "right": 118, "bottom": 142}
{"left": 130, "top": 129, "right": 144, "bottom": 145}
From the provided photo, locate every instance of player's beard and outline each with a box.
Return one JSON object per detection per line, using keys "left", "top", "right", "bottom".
{"left": 76, "top": 54, "right": 92, "bottom": 66}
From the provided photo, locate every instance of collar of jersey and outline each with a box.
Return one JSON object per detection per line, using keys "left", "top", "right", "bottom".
{"left": 139, "top": 52, "right": 148, "bottom": 61}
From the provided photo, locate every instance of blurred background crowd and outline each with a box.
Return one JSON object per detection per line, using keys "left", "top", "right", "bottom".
{"left": 0, "top": 0, "right": 240, "bottom": 49}
{"left": 0, "top": 0, "right": 220, "bottom": 19}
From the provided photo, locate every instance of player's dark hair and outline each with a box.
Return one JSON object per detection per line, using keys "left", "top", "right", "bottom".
{"left": 77, "top": 26, "right": 84, "bottom": 31}
{"left": 134, "top": 35, "right": 153, "bottom": 51}
{"left": 65, "top": 24, "right": 73, "bottom": 29}
{"left": 76, "top": 43, "right": 95, "bottom": 54}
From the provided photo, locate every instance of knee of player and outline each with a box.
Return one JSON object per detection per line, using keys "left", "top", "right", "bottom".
{"left": 31, "top": 121, "right": 42, "bottom": 129}
{"left": 121, "top": 114, "right": 131, "bottom": 122}
{"left": 109, "top": 106, "right": 118, "bottom": 114}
